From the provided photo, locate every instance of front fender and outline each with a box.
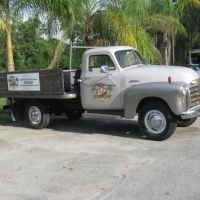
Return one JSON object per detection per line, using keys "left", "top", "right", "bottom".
{"left": 124, "top": 82, "right": 188, "bottom": 119}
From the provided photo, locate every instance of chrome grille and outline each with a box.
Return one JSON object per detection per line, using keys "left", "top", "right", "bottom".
{"left": 189, "top": 79, "right": 200, "bottom": 107}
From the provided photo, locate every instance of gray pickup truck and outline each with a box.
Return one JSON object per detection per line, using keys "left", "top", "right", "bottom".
{"left": 0, "top": 46, "right": 200, "bottom": 140}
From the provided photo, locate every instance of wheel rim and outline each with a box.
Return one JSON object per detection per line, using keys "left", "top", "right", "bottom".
{"left": 29, "top": 106, "right": 42, "bottom": 125}
{"left": 144, "top": 110, "right": 167, "bottom": 134}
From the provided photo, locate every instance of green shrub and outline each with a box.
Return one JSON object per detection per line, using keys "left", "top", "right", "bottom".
{"left": 0, "top": 98, "right": 6, "bottom": 111}
{"left": 0, "top": 98, "right": 9, "bottom": 124}
{"left": 0, "top": 114, "right": 9, "bottom": 124}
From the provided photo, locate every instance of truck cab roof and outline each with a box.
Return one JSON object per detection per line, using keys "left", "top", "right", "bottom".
{"left": 84, "top": 46, "right": 136, "bottom": 55}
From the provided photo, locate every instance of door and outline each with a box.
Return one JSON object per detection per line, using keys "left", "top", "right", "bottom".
{"left": 80, "top": 54, "right": 121, "bottom": 110}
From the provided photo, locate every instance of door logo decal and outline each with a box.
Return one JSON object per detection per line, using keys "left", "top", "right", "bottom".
{"left": 91, "top": 83, "right": 114, "bottom": 101}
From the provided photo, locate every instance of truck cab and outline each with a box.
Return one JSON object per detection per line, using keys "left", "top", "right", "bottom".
{"left": 79, "top": 46, "right": 200, "bottom": 140}
{"left": 80, "top": 46, "right": 199, "bottom": 114}
{"left": 80, "top": 46, "right": 145, "bottom": 110}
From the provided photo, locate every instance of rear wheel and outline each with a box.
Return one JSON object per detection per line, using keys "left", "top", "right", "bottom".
{"left": 138, "top": 102, "right": 177, "bottom": 141}
{"left": 177, "top": 117, "right": 197, "bottom": 127}
{"left": 25, "top": 101, "right": 50, "bottom": 129}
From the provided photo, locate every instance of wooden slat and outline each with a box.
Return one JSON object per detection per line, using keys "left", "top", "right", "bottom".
{"left": 0, "top": 69, "right": 68, "bottom": 97}
{"left": 39, "top": 69, "right": 64, "bottom": 95}
{"left": 0, "top": 73, "right": 8, "bottom": 93}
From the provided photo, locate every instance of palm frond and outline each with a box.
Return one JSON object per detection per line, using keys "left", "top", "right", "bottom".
{"left": 134, "top": 27, "right": 162, "bottom": 64}
{"left": 103, "top": 10, "right": 137, "bottom": 47}
{"left": 176, "top": 0, "right": 200, "bottom": 14}
{"left": 17, "top": 0, "right": 75, "bottom": 36}
{"left": 146, "top": 14, "right": 187, "bottom": 38}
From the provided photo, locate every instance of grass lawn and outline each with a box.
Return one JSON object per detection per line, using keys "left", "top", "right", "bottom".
{"left": 0, "top": 98, "right": 9, "bottom": 124}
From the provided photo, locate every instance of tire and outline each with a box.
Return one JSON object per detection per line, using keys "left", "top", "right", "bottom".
{"left": 138, "top": 102, "right": 177, "bottom": 141}
{"left": 65, "top": 110, "right": 83, "bottom": 120}
{"left": 25, "top": 101, "right": 50, "bottom": 129}
{"left": 177, "top": 117, "right": 197, "bottom": 127}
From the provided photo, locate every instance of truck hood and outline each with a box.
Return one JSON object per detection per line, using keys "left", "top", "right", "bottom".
{"left": 123, "top": 65, "right": 199, "bottom": 85}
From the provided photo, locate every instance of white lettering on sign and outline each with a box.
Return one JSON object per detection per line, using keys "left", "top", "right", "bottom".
{"left": 7, "top": 73, "right": 40, "bottom": 91}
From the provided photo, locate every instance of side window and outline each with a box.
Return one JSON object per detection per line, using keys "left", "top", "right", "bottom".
{"left": 89, "top": 55, "right": 116, "bottom": 72}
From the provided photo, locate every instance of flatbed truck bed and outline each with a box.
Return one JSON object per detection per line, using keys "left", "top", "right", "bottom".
{"left": 0, "top": 69, "right": 80, "bottom": 99}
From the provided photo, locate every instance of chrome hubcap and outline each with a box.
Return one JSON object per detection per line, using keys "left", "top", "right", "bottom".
{"left": 144, "top": 110, "right": 166, "bottom": 134}
{"left": 29, "top": 106, "right": 42, "bottom": 124}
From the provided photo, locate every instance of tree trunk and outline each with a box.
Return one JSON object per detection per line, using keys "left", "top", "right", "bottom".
{"left": 168, "top": 38, "right": 171, "bottom": 65}
{"left": 48, "top": 40, "right": 65, "bottom": 69}
{"left": 6, "top": 28, "right": 15, "bottom": 72}
{"left": 164, "top": 33, "right": 168, "bottom": 66}
{"left": 165, "top": 46, "right": 168, "bottom": 66}
{"left": 172, "top": 36, "right": 175, "bottom": 65}
{"left": 164, "top": 33, "right": 172, "bottom": 66}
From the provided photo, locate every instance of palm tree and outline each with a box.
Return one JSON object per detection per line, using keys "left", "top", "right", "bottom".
{"left": 18, "top": 0, "right": 75, "bottom": 69}
{"left": 0, "top": 0, "right": 74, "bottom": 71}
{"left": 0, "top": 0, "right": 15, "bottom": 72}
{"left": 145, "top": 0, "right": 186, "bottom": 65}
{"left": 76, "top": 0, "right": 160, "bottom": 63}
{"left": 109, "top": 0, "right": 161, "bottom": 63}
{"left": 72, "top": 0, "right": 184, "bottom": 64}
{"left": 146, "top": 16, "right": 186, "bottom": 65}
{"left": 84, "top": 0, "right": 182, "bottom": 64}
{"left": 175, "top": 0, "right": 200, "bottom": 63}
{"left": 70, "top": 0, "right": 107, "bottom": 46}
{"left": 157, "top": 0, "right": 200, "bottom": 65}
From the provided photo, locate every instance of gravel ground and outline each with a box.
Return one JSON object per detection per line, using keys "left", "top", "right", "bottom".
{"left": 0, "top": 116, "right": 200, "bottom": 200}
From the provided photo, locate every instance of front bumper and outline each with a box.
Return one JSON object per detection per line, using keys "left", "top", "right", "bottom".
{"left": 181, "top": 104, "right": 200, "bottom": 119}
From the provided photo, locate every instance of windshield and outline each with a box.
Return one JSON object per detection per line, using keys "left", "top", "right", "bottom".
{"left": 191, "top": 52, "right": 200, "bottom": 65}
{"left": 115, "top": 49, "right": 145, "bottom": 68}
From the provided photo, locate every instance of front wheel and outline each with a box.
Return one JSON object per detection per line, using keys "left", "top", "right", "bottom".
{"left": 138, "top": 102, "right": 177, "bottom": 141}
{"left": 25, "top": 101, "right": 50, "bottom": 129}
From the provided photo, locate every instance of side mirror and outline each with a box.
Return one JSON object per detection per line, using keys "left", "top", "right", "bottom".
{"left": 100, "top": 65, "right": 109, "bottom": 73}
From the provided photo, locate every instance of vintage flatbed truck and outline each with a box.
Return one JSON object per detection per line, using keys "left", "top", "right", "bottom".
{"left": 1, "top": 46, "right": 200, "bottom": 140}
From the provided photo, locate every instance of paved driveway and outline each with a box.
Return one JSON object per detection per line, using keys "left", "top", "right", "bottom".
{"left": 0, "top": 116, "right": 200, "bottom": 200}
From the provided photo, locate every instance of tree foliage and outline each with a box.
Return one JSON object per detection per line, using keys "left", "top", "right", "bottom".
{"left": 0, "top": 17, "right": 69, "bottom": 71}
{"left": 0, "top": 0, "right": 200, "bottom": 70}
